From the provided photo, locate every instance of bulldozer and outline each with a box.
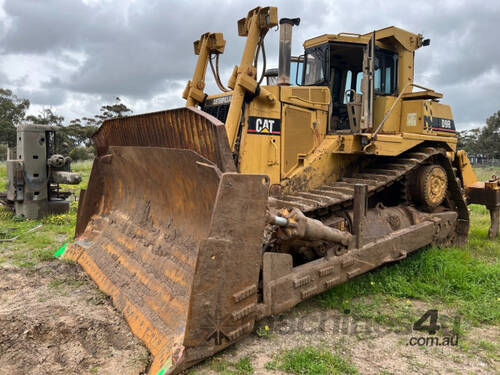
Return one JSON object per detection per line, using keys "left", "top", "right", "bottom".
{"left": 63, "top": 6, "right": 499, "bottom": 375}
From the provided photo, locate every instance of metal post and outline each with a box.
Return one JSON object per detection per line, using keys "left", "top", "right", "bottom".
{"left": 489, "top": 207, "right": 499, "bottom": 239}
{"left": 353, "top": 184, "right": 368, "bottom": 248}
{"left": 278, "top": 18, "right": 300, "bottom": 86}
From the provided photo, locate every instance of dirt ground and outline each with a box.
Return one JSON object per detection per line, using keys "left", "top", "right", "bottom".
{"left": 191, "top": 305, "right": 499, "bottom": 375}
{"left": 0, "top": 261, "right": 149, "bottom": 375}
{"left": 0, "top": 260, "right": 497, "bottom": 375}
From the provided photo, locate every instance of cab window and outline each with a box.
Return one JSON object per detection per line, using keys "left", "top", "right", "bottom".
{"left": 374, "top": 50, "right": 397, "bottom": 95}
{"left": 290, "top": 57, "right": 304, "bottom": 86}
{"left": 303, "top": 45, "right": 329, "bottom": 86}
{"left": 351, "top": 50, "right": 398, "bottom": 95}
{"left": 325, "top": 43, "right": 398, "bottom": 132}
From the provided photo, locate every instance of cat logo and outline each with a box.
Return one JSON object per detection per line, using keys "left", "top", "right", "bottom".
{"left": 247, "top": 116, "right": 281, "bottom": 135}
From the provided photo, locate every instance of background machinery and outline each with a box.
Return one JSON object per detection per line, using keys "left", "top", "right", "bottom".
{"left": 63, "top": 6, "right": 499, "bottom": 374}
{"left": 1, "top": 123, "right": 81, "bottom": 219}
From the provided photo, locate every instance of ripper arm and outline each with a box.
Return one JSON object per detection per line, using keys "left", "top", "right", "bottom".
{"left": 456, "top": 150, "right": 500, "bottom": 239}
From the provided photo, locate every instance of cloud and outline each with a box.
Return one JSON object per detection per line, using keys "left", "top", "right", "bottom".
{"left": 0, "top": 0, "right": 499, "bottom": 129}
{"left": 0, "top": 0, "right": 330, "bottom": 98}
{"left": 17, "top": 87, "right": 67, "bottom": 106}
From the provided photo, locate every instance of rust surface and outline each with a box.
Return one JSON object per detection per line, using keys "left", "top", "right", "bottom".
{"left": 66, "top": 145, "right": 269, "bottom": 375}
{"left": 467, "top": 181, "right": 500, "bottom": 209}
{"left": 92, "top": 106, "right": 235, "bottom": 172}
{"left": 76, "top": 107, "right": 236, "bottom": 239}
{"left": 66, "top": 147, "right": 221, "bottom": 374}
{"left": 262, "top": 210, "right": 458, "bottom": 316}
{"left": 465, "top": 177, "right": 499, "bottom": 239}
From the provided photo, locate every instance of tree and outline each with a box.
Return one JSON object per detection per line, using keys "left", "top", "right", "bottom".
{"left": 69, "top": 146, "right": 94, "bottom": 161}
{"left": 65, "top": 121, "right": 98, "bottom": 148}
{"left": 0, "top": 143, "right": 7, "bottom": 161}
{"left": 458, "top": 111, "right": 500, "bottom": 160}
{"left": 67, "top": 97, "right": 131, "bottom": 148}
{"left": 0, "top": 88, "right": 30, "bottom": 147}
{"left": 0, "top": 94, "right": 133, "bottom": 158}
{"left": 477, "top": 111, "right": 500, "bottom": 159}
{"left": 94, "top": 97, "right": 132, "bottom": 124}
{"left": 26, "top": 108, "right": 64, "bottom": 126}
{"left": 457, "top": 128, "right": 480, "bottom": 155}
{"left": 26, "top": 108, "right": 72, "bottom": 154}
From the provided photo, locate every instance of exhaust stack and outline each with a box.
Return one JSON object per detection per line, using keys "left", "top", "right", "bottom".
{"left": 278, "top": 18, "right": 300, "bottom": 86}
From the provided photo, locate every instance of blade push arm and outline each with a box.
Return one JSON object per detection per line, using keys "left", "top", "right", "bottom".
{"left": 224, "top": 6, "right": 278, "bottom": 150}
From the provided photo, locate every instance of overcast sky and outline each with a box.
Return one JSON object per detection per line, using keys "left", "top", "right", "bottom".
{"left": 0, "top": 0, "right": 499, "bottom": 130}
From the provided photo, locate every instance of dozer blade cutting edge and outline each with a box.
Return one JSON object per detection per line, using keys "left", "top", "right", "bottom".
{"left": 64, "top": 107, "right": 269, "bottom": 374}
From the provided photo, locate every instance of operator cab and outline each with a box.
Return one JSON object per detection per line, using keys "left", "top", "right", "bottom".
{"left": 294, "top": 27, "right": 428, "bottom": 134}
{"left": 302, "top": 40, "right": 398, "bottom": 133}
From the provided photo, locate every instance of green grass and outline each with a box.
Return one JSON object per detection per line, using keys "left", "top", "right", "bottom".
{"left": 317, "top": 200, "right": 500, "bottom": 326}
{"left": 61, "top": 159, "right": 92, "bottom": 193}
{"left": 0, "top": 161, "right": 499, "bottom": 327}
{"left": 0, "top": 160, "right": 91, "bottom": 267}
{"left": 0, "top": 203, "right": 78, "bottom": 266}
{"left": 0, "top": 161, "right": 499, "bottom": 373}
{"left": 312, "top": 166, "right": 500, "bottom": 328}
{"left": 0, "top": 162, "right": 6, "bottom": 191}
{"left": 208, "top": 356, "right": 254, "bottom": 375}
{"left": 49, "top": 277, "right": 85, "bottom": 290}
{"left": 473, "top": 166, "right": 499, "bottom": 182}
{"left": 318, "top": 246, "right": 499, "bottom": 324}
{"left": 477, "top": 339, "right": 498, "bottom": 354}
{"left": 265, "top": 346, "right": 358, "bottom": 375}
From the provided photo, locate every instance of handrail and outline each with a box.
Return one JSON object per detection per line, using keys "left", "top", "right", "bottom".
{"left": 288, "top": 95, "right": 329, "bottom": 107}
{"left": 338, "top": 32, "right": 362, "bottom": 37}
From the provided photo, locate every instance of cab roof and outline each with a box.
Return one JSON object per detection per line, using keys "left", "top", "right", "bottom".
{"left": 303, "top": 26, "right": 424, "bottom": 52}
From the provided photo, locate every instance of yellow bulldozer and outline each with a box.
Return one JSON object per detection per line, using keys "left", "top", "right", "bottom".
{"left": 63, "top": 6, "right": 499, "bottom": 375}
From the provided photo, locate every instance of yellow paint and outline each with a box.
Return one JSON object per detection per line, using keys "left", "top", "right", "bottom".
{"left": 67, "top": 249, "right": 175, "bottom": 375}
{"left": 456, "top": 150, "right": 478, "bottom": 188}
{"left": 163, "top": 267, "right": 189, "bottom": 289}
{"left": 102, "top": 242, "right": 188, "bottom": 315}
{"left": 367, "top": 132, "right": 456, "bottom": 156}
{"left": 400, "top": 100, "right": 424, "bottom": 134}
{"left": 303, "top": 26, "right": 425, "bottom": 90}
{"left": 224, "top": 7, "right": 278, "bottom": 150}
{"left": 179, "top": 16, "right": 465, "bottom": 196}
{"left": 183, "top": 33, "right": 226, "bottom": 107}
{"left": 281, "top": 137, "right": 357, "bottom": 193}
{"left": 280, "top": 86, "right": 330, "bottom": 112}
{"left": 238, "top": 86, "right": 281, "bottom": 184}
{"left": 281, "top": 104, "right": 316, "bottom": 176}
{"left": 374, "top": 96, "right": 400, "bottom": 133}
{"left": 72, "top": 12, "right": 494, "bottom": 375}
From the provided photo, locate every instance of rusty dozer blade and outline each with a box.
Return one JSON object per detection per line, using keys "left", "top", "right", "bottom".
{"left": 64, "top": 108, "right": 269, "bottom": 374}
